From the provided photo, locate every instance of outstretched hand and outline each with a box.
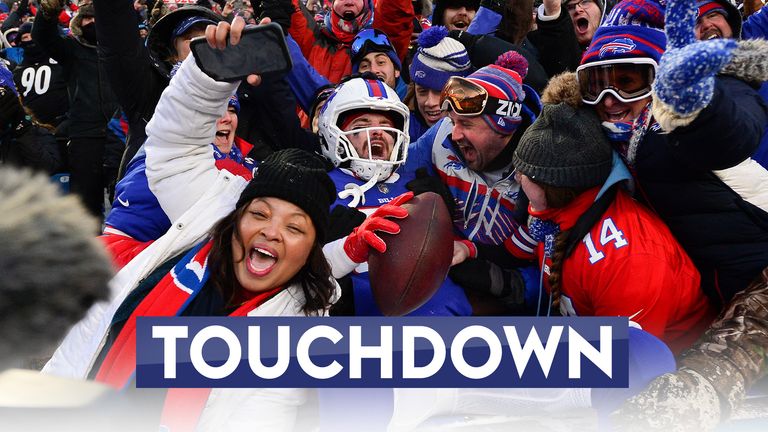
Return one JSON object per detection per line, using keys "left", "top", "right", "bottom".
{"left": 343, "top": 192, "right": 414, "bottom": 263}
{"left": 203, "top": 15, "right": 268, "bottom": 87}
{"left": 653, "top": 0, "right": 736, "bottom": 116}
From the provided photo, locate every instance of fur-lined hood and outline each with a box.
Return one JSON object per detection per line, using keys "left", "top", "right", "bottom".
{"left": 69, "top": 4, "right": 95, "bottom": 47}
{"left": 541, "top": 72, "right": 583, "bottom": 108}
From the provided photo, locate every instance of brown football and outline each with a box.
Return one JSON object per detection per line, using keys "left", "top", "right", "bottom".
{"left": 368, "top": 192, "right": 454, "bottom": 316}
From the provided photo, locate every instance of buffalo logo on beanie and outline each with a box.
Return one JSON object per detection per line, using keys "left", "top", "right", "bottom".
{"left": 409, "top": 26, "right": 473, "bottom": 91}
{"left": 514, "top": 103, "right": 612, "bottom": 189}
{"left": 236, "top": 149, "right": 336, "bottom": 242}
{"left": 464, "top": 51, "right": 529, "bottom": 135}
{"left": 581, "top": 0, "right": 667, "bottom": 65}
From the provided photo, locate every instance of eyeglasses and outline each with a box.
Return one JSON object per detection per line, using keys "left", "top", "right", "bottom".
{"left": 351, "top": 29, "right": 395, "bottom": 60}
{"left": 565, "top": 0, "right": 594, "bottom": 12}
{"left": 440, "top": 77, "right": 522, "bottom": 118}
{"left": 576, "top": 58, "right": 657, "bottom": 105}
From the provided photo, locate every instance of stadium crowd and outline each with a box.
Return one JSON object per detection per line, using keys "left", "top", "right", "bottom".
{"left": 1, "top": 0, "right": 768, "bottom": 430}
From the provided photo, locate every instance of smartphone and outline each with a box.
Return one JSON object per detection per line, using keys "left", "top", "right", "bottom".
{"left": 190, "top": 23, "right": 293, "bottom": 82}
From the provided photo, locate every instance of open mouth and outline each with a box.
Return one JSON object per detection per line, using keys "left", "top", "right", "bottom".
{"left": 216, "top": 128, "right": 231, "bottom": 139}
{"left": 457, "top": 142, "right": 476, "bottom": 162}
{"left": 369, "top": 141, "right": 387, "bottom": 159}
{"left": 703, "top": 30, "right": 722, "bottom": 40}
{"left": 424, "top": 110, "right": 443, "bottom": 124}
{"left": 247, "top": 247, "right": 277, "bottom": 276}
{"left": 605, "top": 109, "right": 631, "bottom": 122}
{"left": 451, "top": 19, "right": 468, "bottom": 30}
{"left": 576, "top": 17, "right": 590, "bottom": 33}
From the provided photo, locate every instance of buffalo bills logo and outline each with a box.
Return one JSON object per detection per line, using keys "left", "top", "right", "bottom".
{"left": 599, "top": 38, "right": 637, "bottom": 58}
{"left": 444, "top": 155, "right": 465, "bottom": 171}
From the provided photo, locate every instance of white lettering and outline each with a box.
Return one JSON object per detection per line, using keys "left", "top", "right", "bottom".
{"left": 402, "top": 326, "right": 446, "bottom": 379}
{"left": 451, "top": 326, "right": 502, "bottom": 379}
{"left": 349, "top": 325, "right": 393, "bottom": 379}
{"left": 190, "top": 326, "right": 241, "bottom": 379}
{"left": 297, "top": 325, "right": 343, "bottom": 379}
{"left": 152, "top": 326, "right": 188, "bottom": 379}
{"left": 248, "top": 326, "right": 290, "bottom": 379}
{"left": 568, "top": 326, "right": 613, "bottom": 379}
{"left": 504, "top": 326, "right": 562, "bottom": 378}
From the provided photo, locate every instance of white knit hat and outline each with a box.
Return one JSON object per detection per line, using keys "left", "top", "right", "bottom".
{"left": 409, "top": 26, "right": 473, "bottom": 91}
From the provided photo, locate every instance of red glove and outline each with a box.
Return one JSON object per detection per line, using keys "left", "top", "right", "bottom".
{"left": 343, "top": 192, "right": 413, "bottom": 263}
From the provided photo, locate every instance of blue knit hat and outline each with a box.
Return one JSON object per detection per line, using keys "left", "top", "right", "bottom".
{"left": 581, "top": 0, "right": 667, "bottom": 65}
{"left": 228, "top": 95, "right": 240, "bottom": 115}
{"left": 351, "top": 29, "right": 402, "bottom": 73}
{"left": 465, "top": 51, "right": 528, "bottom": 135}
{"left": 409, "top": 26, "right": 472, "bottom": 91}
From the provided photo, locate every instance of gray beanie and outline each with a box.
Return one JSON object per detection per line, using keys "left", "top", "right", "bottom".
{"left": 513, "top": 103, "right": 611, "bottom": 189}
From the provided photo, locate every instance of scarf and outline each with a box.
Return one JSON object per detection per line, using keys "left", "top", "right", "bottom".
{"left": 605, "top": 102, "right": 656, "bottom": 168}
{"left": 95, "top": 240, "right": 284, "bottom": 431}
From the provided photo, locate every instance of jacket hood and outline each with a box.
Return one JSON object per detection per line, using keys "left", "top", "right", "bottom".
{"left": 69, "top": 4, "right": 95, "bottom": 46}
{"left": 541, "top": 71, "right": 583, "bottom": 108}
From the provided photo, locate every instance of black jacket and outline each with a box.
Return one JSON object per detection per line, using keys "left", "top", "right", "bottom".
{"left": 0, "top": 124, "right": 65, "bottom": 174}
{"left": 31, "top": 10, "right": 119, "bottom": 138}
{"left": 13, "top": 47, "right": 70, "bottom": 126}
{"left": 634, "top": 77, "right": 768, "bottom": 306}
{"left": 93, "top": 0, "right": 167, "bottom": 171}
{"left": 527, "top": 9, "right": 583, "bottom": 77}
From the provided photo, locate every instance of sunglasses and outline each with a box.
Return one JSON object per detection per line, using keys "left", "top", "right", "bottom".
{"left": 576, "top": 58, "right": 657, "bottom": 105}
{"left": 351, "top": 29, "right": 395, "bottom": 59}
{"left": 440, "top": 77, "right": 522, "bottom": 118}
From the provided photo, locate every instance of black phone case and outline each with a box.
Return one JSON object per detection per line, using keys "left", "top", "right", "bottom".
{"left": 190, "top": 23, "right": 293, "bottom": 82}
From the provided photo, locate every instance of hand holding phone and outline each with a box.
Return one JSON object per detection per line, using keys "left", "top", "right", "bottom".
{"left": 191, "top": 17, "right": 291, "bottom": 84}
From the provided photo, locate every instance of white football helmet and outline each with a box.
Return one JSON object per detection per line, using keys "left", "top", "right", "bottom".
{"left": 318, "top": 77, "right": 410, "bottom": 182}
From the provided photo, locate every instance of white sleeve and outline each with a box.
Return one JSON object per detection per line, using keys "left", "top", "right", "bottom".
{"left": 322, "top": 237, "right": 360, "bottom": 278}
{"left": 538, "top": 4, "right": 561, "bottom": 21}
{"left": 144, "top": 56, "right": 240, "bottom": 223}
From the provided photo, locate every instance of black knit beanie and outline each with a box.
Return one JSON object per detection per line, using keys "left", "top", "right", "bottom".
{"left": 236, "top": 149, "right": 337, "bottom": 243}
{"left": 513, "top": 103, "right": 612, "bottom": 189}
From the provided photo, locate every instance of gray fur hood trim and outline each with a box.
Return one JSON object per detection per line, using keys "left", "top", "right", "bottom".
{"left": 69, "top": 4, "right": 96, "bottom": 48}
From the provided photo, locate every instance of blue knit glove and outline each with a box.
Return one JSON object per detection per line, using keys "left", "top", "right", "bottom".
{"left": 652, "top": 0, "right": 737, "bottom": 116}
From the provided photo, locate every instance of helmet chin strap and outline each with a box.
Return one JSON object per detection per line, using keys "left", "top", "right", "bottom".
{"left": 338, "top": 163, "right": 384, "bottom": 207}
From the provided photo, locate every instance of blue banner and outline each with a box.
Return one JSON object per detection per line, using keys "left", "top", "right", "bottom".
{"left": 136, "top": 317, "right": 628, "bottom": 388}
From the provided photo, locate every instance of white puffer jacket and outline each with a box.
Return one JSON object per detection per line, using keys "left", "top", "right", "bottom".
{"left": 43, "top": 57, "right": 335, "bottom": 431}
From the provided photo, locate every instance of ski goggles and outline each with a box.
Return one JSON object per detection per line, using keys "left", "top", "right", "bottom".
{"left": 576, "top": 58, "right": 657, "bottom": 105}
{"left": 351, "top": 29, "right": 395, "bottom": 60}
{"left": 440, "top": 76, "right": 522, "bottom": 118}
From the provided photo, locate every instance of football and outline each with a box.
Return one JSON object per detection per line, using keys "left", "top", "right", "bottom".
{"left": 368, "top": 192, "right": 454, "bottom": 316}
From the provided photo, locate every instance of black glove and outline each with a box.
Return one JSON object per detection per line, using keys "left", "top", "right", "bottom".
{"left": 260, "top": 0, "right": 294, "bottom": 35}
{"left": 405, "top": 168, "right": 457, "bottom": 217}
{"left": 448, "top": 29, "right": 480, "bottom": 53}
{"left": 480, "top": 0, "right": 507, "bottom": 15}
{"left": 0, "top": 86, "right": 27, "bottom": 134}
{"left": 326, "top": 204, "right": 367, "bottom": 243}
{"left": 39, "top": 0, "right": 65, "bottom": 18}
{"left": 449, "top": 258, "right": 530, "bottom": 312}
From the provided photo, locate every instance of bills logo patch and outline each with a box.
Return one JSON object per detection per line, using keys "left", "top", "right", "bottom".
{"left": 599, "top": 38, "right": 636, "bottom": 58}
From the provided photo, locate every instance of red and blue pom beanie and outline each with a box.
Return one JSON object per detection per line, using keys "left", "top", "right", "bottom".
{"left": 465, "top": 51, "right": 528, "bottom": 135}
{"left": 581, "top": 0, "right": 667, "bottom": 66}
